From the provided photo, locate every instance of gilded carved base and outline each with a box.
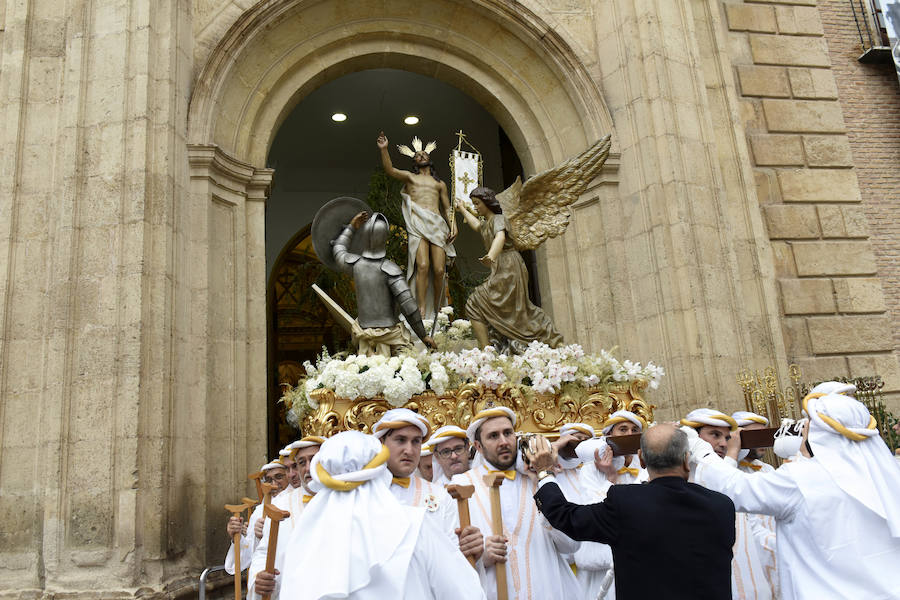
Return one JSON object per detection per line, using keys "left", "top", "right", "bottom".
{"left": 301, "top": 382, "right": 655, "bottom": 437}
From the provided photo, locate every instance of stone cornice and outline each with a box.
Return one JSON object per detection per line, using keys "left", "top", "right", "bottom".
{"left": 187, "top": 143, "right": 272, "bottom": 199}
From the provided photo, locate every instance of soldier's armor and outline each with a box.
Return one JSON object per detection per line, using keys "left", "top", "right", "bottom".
{"left": 332, "top": 219, "right": 428, "bottom": 340}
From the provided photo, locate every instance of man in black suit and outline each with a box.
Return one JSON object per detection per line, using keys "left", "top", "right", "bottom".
{"left": 530, "top": 423, "right": 735, "bottom": 600}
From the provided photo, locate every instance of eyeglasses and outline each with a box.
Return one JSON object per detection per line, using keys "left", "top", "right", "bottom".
{"left": 435, "top": 445, "right": 467, "bottom": 459}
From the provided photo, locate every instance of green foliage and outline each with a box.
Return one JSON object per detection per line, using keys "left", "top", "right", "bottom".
{"left": 365, "top": 168, "right": 484, "bottom": 311}
{"left": 872, "top": 404, "right": 900, "bottom": 454}
{"left": 449, "top": 266, "right": 487, "bottom": 314}
{"left": 366, "top": 169, "right": 408, "bottom": 269}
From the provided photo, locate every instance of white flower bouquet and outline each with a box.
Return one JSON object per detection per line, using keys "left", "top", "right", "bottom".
{"left": 422, "top": 306, "right": 476, "bottom": 352}
{"left": 281, "top": 333, "right": 665, "bottom": 425}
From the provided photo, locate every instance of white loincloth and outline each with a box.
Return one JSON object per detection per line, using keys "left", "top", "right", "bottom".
{"left": 401, "top": 193, "right": 456, "bottom": 320}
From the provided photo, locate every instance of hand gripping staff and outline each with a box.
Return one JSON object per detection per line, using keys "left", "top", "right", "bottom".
{"left": 483, "top": 472, "right": 509, "bottom": 600}
{"left": 445, "top": 483, "right": 477, "bottom": 568}
{"left": 224, "top": 501, "right": 255, "bottom": 600}
{"left": 260, "top": 503, "right": 291, "bottom": 600}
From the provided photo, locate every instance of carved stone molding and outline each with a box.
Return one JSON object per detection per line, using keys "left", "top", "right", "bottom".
{"left": 301, "top": 383, "right": 655, "bottom": 437}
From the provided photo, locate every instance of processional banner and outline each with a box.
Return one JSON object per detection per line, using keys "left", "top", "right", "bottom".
{"left": 451, "top": 149, "right": 481, "bottom": 212}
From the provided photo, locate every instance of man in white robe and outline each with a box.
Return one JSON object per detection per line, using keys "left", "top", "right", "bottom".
{"left": 224, "top": 460, "right": 288, "bottom": 576}
{"left": 552, "top": 423, "right": 615, "bottom": 600}
{"left": 569, "top": 413, "right": 647, "bottom": 600}
{"left": 731, "top": 410, "right": 780, "bottom": 598}
{"left": 692, "top": 387, "right": 900, "bottom": 600}
{"left": 278, "top": 430, "right": 485, "bottom": 599}
{"left": 249, "top": 436, "right": 324, "bottom": 600}
{"left": 426, "top": 425, "right": 471, "bottom": 486}
{"left": 417, "top": 444, "right": 434, "bottom": 481}
{"left": 373, "top": 409, "right": 484, "bottom": 563}
{"left": 277, "top": 444, "right": 299, "bottom": 491}
{"left": 580, "top": 411, "right": 648, "bottom": 495}
{"left": 455, "top": 407, "right": 582, "bottom": 600}
{"left": 682, "top": 408, "right": 773, "bottom": 600}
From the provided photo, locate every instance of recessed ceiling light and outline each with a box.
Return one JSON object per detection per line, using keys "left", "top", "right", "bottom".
{"left": 331, "top": 113, "right": 347, "bottom": 122}
{"left": 404, "top": 115, "right": 419, "bottom": 125}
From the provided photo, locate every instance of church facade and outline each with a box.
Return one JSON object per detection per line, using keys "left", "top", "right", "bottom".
{"left": 0, "top": 0, "right": 897, "bottom": 596}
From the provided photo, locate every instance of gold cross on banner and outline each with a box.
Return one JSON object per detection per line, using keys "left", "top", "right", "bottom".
{"left": 457, "top": 171, "right": 476, "bottom": 194}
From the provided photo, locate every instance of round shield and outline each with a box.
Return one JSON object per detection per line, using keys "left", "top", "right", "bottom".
{"left": 311, "top": 196, "right": 372, "bottom": 271}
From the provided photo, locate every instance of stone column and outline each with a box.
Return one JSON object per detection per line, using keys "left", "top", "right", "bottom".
{"left": 0, "top": 1, "right": 269, "bottom": 595}
{"left": 182, "top": 144, "right": 272, "bottom": 569}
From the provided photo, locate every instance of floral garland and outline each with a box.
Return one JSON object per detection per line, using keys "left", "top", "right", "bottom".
{"left": 281, "top": 308, "right": 665, "bottom": 427}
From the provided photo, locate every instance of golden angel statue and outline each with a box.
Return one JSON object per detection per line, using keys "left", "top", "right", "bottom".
{"left": 456, "top": 135, "right": 612, "bottom": 350}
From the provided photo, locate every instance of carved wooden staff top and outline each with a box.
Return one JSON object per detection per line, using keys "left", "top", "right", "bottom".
{"left": 446, "top": 483, "right": 476, "bottom": 568}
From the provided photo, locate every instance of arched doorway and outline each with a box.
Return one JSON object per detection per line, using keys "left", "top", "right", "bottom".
{"left": 264, "top": 68, "right": 530, "bottom": 452}
{"left": 187, "top": 0, "right": 617, "bottom": 464}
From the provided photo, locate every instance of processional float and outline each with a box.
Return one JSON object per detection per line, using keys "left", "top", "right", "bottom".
{"left": 275, "top": 130, "right": 667, "bottom": 597}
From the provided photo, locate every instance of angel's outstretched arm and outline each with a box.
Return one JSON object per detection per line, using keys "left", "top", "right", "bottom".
{"left": 457, "top": 203, "right": 482, "bottom": 232}
{"left": 480, "top": 230, "right": 505, "bottom": 268}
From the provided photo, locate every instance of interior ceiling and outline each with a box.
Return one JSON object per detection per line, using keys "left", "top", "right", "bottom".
{"left": 267, "top": 68, "right": 510, "bottom": 191}
{"left": 264, "top": 68, "right": 518, "bottom": 279}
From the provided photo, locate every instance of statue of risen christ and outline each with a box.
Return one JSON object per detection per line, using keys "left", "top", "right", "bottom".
{"left": 377, "top": 131, "right": 457, "bottom": 319}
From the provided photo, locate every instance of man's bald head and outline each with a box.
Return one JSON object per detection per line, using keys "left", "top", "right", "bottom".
{"left": 639, "top": 424, "right": 690, "bottom": 480}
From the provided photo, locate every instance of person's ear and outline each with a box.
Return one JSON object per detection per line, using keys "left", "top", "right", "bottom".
{"left": 473, "top": 440, "right": 483, "bottom": 454}
{"left": 638, "top": 449, "right": 646, "bottom": 469}
{"left": 682, "top": 453, "right": 690, "bottom": 473}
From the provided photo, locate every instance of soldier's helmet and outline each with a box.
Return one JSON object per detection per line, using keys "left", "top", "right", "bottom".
{"left": 360, "top": 212, "right": 389, "bottom": 259}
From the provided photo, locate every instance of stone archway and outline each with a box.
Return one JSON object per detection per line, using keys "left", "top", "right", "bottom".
{"left": 188, "top": 0, "right": 615, "bottom": 172}
{"left": 183, "top": 0, "right": 620, "bottom": 565}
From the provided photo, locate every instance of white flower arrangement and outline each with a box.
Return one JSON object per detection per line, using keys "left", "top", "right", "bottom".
{"left": 422, "top": 307, "right": 475, "bottom": 352}
{"left": 282, "top": 335, "right": 665, "bottom": 425}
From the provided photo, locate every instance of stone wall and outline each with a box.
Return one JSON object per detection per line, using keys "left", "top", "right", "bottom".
{"left": 0, "top": 0, "right": 190, "bottom": 593}
{"left": 1, "top": 0, "right": 899, "bottom": 597}
{"left": 722, "top": 0, "right": 900, "bottom": 406}
{"left": 816, "top": 0, "right": 900, "bottom": 393}
{"left": 0, "top": 0, "right": 269, "bottom": 596}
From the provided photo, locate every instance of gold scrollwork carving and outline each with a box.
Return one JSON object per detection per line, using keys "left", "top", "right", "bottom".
{"left": 345, "top": 400, "right": 390, "bottom": 433}
{"left": 300, "top": 383, "right": 655, "bottom": 437}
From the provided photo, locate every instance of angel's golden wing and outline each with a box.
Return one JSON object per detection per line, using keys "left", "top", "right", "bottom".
{"left": 496, "top": 135, "right": 612, "bottom": 250}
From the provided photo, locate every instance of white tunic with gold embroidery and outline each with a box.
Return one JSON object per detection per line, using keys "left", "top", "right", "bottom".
{"left": 693, "top": 459, "right": 774, "bottom": 600}
{"left": 390, "top": 475, "right": 459, "bottom": 544}
{"left": 737, "top": 459, "right": 779, "bottom": 599}
{"left": 554, "top": 467, "right": 615, "bottom": 600}
{"left": 457, "top": 463, "right": 582, "bottom": 600}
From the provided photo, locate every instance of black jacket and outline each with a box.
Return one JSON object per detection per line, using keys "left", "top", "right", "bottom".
{"left": 535, "top": 476, "right": 735, "bottom": 600}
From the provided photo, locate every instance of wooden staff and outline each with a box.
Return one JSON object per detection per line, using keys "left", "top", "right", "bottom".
{"left": 261, "top": 481, "right": 277, "bottom": 505}
{"left": 241, "top": 498, "right": 259, "bottom": 542}
{"left": 446, "top": 483, "right": 476, "bottom": 568}
{"left": 260, "top": 503, "right": 291, "bottom": 600}
{"left": 224, "top": 501, "right": 254, "bottom": 600}
{"left": 248, "top": 471, "right": 264, "bottom": 502}
{"left": 482, "top": 472, "right": 509, "bottom": 600}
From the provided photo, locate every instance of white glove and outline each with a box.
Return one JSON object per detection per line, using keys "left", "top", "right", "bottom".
{"left": 681, "top": 426, "right": 716, "bottom": 465}
{"left": 680, "top": 424, "right": 698, "bottom": 440}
